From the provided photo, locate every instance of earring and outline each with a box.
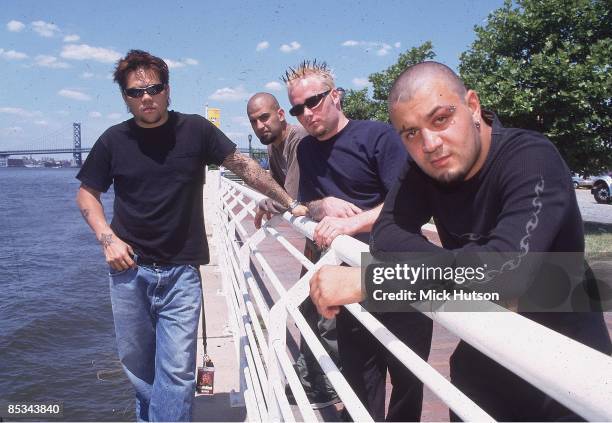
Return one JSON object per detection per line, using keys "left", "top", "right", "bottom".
{"left": 475, "top": 120, "right": 481, "bottom": 130}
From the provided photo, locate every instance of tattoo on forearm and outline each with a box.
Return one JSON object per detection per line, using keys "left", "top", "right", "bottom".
{"left": 80, "top": 209, "right": 90, "bottom": 220}
{"left": 223, "top": 151, "right": 291, "bottom": 207}
{"left": 99, "top": 233, "right": 113, "bottom": 248}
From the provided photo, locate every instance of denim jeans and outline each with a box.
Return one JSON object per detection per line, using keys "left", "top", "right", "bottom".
{"left": 109, "top": 262, "right": 202, "bottom": 422}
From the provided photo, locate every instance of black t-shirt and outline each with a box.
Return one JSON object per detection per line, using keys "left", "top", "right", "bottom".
{"left": 77, "top": 111, "right": 236, "bottom": 265}
{"left": 297, "top": 119, "right": 408, "bottom": 241}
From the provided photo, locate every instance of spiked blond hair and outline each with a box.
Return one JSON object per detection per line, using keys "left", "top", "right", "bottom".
{"left": 281, "top": 59, "right": 335, "bottom": 89}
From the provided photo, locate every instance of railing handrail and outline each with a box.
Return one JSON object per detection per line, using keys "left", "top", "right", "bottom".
{"left": 212, "top": 172, "right": 612, "bottom": 422}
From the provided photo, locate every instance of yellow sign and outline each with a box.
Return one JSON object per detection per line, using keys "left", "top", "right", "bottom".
{"left": 207, "top": 108, "right": 221, "bottom": 128}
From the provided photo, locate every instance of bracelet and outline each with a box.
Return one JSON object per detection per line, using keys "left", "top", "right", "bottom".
{"left": 287, "top": 199, "right": 300, "bottom": 212}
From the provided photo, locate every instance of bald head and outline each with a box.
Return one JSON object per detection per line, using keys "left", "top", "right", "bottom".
{"left": 247, "top": 92, "right": 287, "bottom": 146}
{"left": 247, "top": 92, "right": 281, "bottom": 113}
{"left": 388, "top": 61, "right": 467, "bottom": 109}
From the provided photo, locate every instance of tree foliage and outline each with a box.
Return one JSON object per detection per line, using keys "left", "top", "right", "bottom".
{"left": 342, "top": 41, "right": 436, "bottom": 122}
{"left": 459, "top": 0, "right": 611, "bottom": 175}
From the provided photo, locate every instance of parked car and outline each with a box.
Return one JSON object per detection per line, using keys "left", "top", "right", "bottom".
{"left": 571, "top": 173, "right": 594, "bottom": 189}
{"left": 590, "top": 172, "right": 612, "bottom": 204}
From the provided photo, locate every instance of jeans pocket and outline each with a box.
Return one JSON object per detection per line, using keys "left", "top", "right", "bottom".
{"left": 108, "top": 266, "right": 135, "bottom": 277}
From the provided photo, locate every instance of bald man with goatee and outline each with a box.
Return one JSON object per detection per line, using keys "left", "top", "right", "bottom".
{"left": 247, "top": 92, "right": 308, "bottom": 228}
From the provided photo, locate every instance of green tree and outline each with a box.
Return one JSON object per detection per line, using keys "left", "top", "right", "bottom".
{"left": 459, "top": 0, "right": 611, "bottom": 175}
{"left": 343, "top": 41, "right": 436, "bottom": 122}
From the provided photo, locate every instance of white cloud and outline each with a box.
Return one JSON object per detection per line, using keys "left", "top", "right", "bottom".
{"left": 31, "top": 20, "right": 60, "bottom": 37}
{"left": 34, "top": 120, "right": 48, "bottom": 126}
{"left": 80, "top": 71, "right": 94, "bottom": 79}
{"left": 63, "top": 34, "right": 80, "bottom": 42}
{"left": 0, "top": 48, "right": 28, "bottom": 60}
{"left": 107, "top": 113, "right": 122, "bottom": 120}
{"left": 280, "top": 41, "right": 301, "bottom": 53}
{"left": 89, "top": 111, "right": 102, "bottom": 118}
{"left": 0, "top": 107, "right": 41, "bottom": 118}
{"left": 376, "top": 44, "right": 392, "bottom": 56}
{"left": 256, "top": 41, "right": 269, "bottom": 52}
{"left": 164, "top": 58, "right": 185, "bottom": 69}
{"left": 58, "top": 89, "right": 91, "bottom": 101}
{"left": 35, "top": 55, "right": 70, "bottom": 69}
{"left": 352, "top": 77, "right": 370, "bottom": 88}
{"left": 394, "top": 42, "right": 401, "bottom": 48}
{"left": 264, "top": 81, "right": 283, "bottom": 91}
{"left": 209, "top": 85, "right": 250, "bottom": 101}
{"left": 61, "top": 44, "right": 121, "bottom": 63}
{"left": 7, "top": 20, "right": 25, "bottom": 32}
{"left": 164, "top": 57, "right": 199, "bottom": 68}
{"left": 342, "top": 40, "right": 394, "bottom": 56}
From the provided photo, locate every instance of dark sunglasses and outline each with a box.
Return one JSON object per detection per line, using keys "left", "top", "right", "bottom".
{"left": 289, "top": 90, "right": 331, "bottom": 116}
{"left": 124, "top": 83, "right": 166, "bottom": 98}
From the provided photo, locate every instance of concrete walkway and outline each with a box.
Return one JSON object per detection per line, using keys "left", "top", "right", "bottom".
{"left": 192, "top": 184, "right": 246, "bottom": 422}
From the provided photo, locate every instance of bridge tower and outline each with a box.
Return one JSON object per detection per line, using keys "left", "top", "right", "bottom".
{"left": 73, "top": 122, "right": 82, "bottom": 166}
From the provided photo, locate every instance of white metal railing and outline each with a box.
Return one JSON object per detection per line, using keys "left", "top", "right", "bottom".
{"left": 205, "top": 169, "right": 612, "bottom": 422}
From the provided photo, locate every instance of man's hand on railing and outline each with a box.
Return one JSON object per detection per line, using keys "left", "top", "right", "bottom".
{"left": 254, "top": 198, "right": 308, "bottom": 229}
{"left": 306, "top": 196, "right": 362, "bottom": 221}
{"left": 290, "top": 203, "right": 308, "bottom": 217}
{"left": 310, "top": 265, "right": 364, "bottom": 319}
{"left": 313, "top": 215, "right": 360, "bottom": 248}
{"left": 254, "top": 205, "right": 272, "bottom": 229}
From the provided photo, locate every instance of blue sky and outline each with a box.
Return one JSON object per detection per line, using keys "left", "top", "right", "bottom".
{"left": 0, "top": 0, "right": 503, "bottom": 152}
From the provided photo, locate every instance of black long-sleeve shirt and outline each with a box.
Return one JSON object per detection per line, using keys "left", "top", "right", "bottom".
{"left": 370, "top": 112, "right": 611, "bottom": 352}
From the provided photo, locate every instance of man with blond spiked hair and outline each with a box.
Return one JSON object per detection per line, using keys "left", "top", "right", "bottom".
{"left": 283, "top": 60, "right": 432, "bottom": 421}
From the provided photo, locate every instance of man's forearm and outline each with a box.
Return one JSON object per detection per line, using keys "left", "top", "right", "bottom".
{"left": 222, "top": 151, "right": 293, "bottom": 208}
{"left": 76, "top": 186, "right": 114, "bottom": 242}
{"left": 350, "top": 203, "right": 383, "bottom": 234}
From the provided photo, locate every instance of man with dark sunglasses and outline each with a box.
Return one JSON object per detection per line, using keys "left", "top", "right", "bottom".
{"left": 283, "top": 60, "right": 432, "bottom": 421}
{"left": 75, "top": 49, "right": 305, "bottom": 422}
{"left": 247, "top": 92, "right": 343, "bottom": 409}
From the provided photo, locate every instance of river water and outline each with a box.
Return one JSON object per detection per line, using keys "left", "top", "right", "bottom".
{"left": 0, "top": 167, "right": 134, "bottom": 421}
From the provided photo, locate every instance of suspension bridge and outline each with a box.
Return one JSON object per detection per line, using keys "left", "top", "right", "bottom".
{"left": 0, "top": 123, "right": 268, "bottom": 168}
{"left": 0, "top": 123, "right": 87, "bottom": 167}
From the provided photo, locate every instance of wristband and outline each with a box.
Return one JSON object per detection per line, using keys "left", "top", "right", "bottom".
{"left": 287, "top": 199, "right": 300, "bottom": 212}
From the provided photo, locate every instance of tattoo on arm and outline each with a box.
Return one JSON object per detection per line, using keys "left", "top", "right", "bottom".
{"left": 222, "top": 151, "right": 292, "bottom": 207}
{"left": 99, "top": 233, "right": 113, "bottom": 248}
{"left": 80, "top": 209, "right": 90, "bottom": 220}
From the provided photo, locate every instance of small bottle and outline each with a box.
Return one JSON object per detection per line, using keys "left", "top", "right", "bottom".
{"left": 196, "top": 354, "right": 214, "bottom": 395}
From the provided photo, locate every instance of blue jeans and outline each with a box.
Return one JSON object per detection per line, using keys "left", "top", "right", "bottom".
{"left": 109, "top": 262, "right": 202, "bottom": 422}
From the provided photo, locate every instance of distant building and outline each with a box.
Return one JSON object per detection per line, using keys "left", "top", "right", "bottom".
{"left": 7, "top": 158, "right": 25, "bottom": 167}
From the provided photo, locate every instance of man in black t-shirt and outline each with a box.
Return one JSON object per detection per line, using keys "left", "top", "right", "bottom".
{"left": 76, "top": 50, "right": 305, "bottom": 422}
{"left": 284, "top": 60, "right": 432, "bottom": 421}
{"left": 310, "top": 61, "right": 611, "bottom": 421}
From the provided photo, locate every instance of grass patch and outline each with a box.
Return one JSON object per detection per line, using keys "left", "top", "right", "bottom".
{"left": 584, "top": 222, "right": 612, "bottom": 259}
